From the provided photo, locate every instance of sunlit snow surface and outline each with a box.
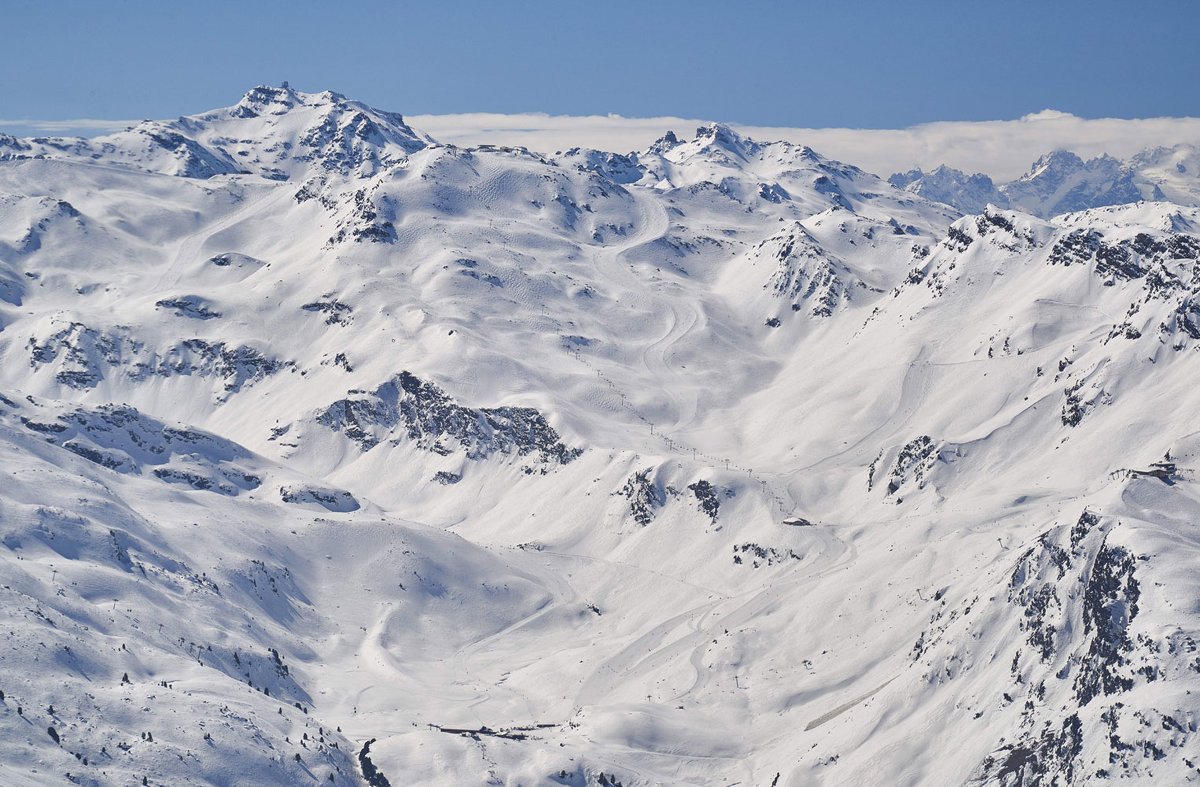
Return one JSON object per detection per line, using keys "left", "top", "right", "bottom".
{"left": 2, "top": 87, "right": 1200, "bottom": 786}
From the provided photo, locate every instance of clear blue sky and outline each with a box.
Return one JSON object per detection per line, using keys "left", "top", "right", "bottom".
{"left": 2, "top": 0, "right": 1197, "bottom": 134}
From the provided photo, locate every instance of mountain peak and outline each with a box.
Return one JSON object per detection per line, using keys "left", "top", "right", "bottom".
{"left": 888, "top": 165, "right": 1004, "bottom": 214}
{"left": 692, "top": 122, "right": 755, "bottom": 158}
{"left": 183, "top": 86, "right": 433, "bottom": 178}
{"left": 695, "top": 122, "right": 740, "bottom": 142}
{"left": 231, "top": 84, "right": 302, "bottom": 118}
{"left": 647, "top": 130, "right": 680, "bottom": 155}
{"left": 1024, "top": 149, "right": 1086, "bottom": 179}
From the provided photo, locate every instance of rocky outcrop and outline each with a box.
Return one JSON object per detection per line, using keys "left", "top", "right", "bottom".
{"left": 884, "top": 436, "right": 940, "bottom": 496}
{"left": 619, "top": 468, "right": 664, "bottom": 526}
{"left": 316, "top": 371, "right": 581, "bottom": 465}
{"left": 687, "top": 479, "right": 723, "bottom": 522}
{"left": 757, "top": 224, "right": 856, "bottom": 317}
{"left": 6, "top": 395, "right": 261, "bottom": 496}
{"left": 912, "top": 507, "right": 1189, "bottom": 785}
{"left": 278, "top": 484, "right": 359, "bottom": 512}
{"left": 156, "top": 295, "right": 222, "bottom": 320}
{"left": 26, "top": 322, "right": 290, "bottom": 395}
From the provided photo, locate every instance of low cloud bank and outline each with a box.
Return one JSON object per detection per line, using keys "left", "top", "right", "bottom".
{"left": 4, "top": 110, "right": 1197, "bottom": 182}
{"left": 410, "top": 110, "right": 1200, "bottom": 181}
{"left": 0, "top": 118, "right": 139, "bottom": 135}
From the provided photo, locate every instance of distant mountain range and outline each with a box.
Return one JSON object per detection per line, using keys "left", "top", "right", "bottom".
{"left": 890, "top": 144, "right": 1200, "bottom": 217}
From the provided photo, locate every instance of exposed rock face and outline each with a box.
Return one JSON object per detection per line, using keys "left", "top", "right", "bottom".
{"left": 885, "top": 435, "right": 939, "bottom": 496}
{"left": 619, "top": 468, "right": 663, "bottom": 526}
{"left": 909, "top": 508, "right": 1191, "bottom": 785}
{"left": 732, "top": 542, "right": 800, "bottom": 568}
{"left": 27, "top": 322, "right": 290, "bottom": 395}
{"left": 156, "top": 295, "right": 222, "bottom": 320}
{"left": 760, "top": 224, "right": 856, "bottom": 317}
{"left": 278, "top": 484, "right": 359, "bottom": 512}
{"left": 688, "top": 479, "right": 722, "bottom": 522}
{"left": 316, "top": 371, "right": 581, "bottom": 465}
{"left": 301, "top": 298, "right": 353, "bottom": 325}
{"left": 6, "top": 395, "right": 261, "bottom": 495}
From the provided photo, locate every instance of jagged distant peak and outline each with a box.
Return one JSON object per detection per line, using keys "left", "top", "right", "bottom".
{"left": 889, "top": 165, "right": 1004, "bottom": 215}
{"left": 645, "top": 123, "right": 773, "bottom": 160}
{"left": 891, "top": 163, "right": 995, "bottom": 186}
{"left": 1130, "top": 142, "right": 1200, "bottom": 170}
{"left": 928, "top": 162, "right": 966, "bottom": 177}
{"left": 1025, "top": 148, "right": 1086, "bottom": 175}
{"left": 647, "top": 129, "right": 680, "bottom": 154}
{"left": 654, "top": 123, "right": 858, "bottom": 177}
{"left": 1019, "top": 148, "right": 1127, "bottom": 182}
{"left": 663, "top": 122, "right": 762, "bottom": 163}
{"left": 892, "top": 143, "right": 1200, "bottom": 218}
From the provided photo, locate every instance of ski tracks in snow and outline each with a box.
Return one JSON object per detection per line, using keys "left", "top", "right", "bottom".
{"left": 152, "top": 181, "right": 296, "bottom": 295}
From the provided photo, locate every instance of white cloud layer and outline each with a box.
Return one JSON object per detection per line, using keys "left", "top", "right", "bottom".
{"left": 4, "top": 111, "right": 1198, "bottom": 182}
{"left": 408, "top": 111, "right": 1200, "bottom": 181}
{"left": 0, "top": 118, "right": 138, "bottom": 135}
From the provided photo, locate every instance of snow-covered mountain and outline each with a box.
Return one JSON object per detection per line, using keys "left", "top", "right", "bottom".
{"left": 891, "top": 143, "right": 1200, "bottom": 218}
{"left": 3, "top": 87, "right": 1200, "bottom": 786}
{"left": 0, "top": 85, "right": 431, "bottom": 181}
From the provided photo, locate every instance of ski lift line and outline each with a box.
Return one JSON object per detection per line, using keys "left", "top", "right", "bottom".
{"left": 559, "top": 332, "right": 791, "bottom": 514}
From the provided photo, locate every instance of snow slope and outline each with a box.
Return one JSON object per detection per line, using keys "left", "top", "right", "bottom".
{"left": 2, "top": 87, "right": 1200, "bottom": 786}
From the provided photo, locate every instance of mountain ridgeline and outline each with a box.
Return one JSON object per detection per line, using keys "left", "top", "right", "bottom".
{"left": 890, "top": 145, "right": 1200, "bottom": 218}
